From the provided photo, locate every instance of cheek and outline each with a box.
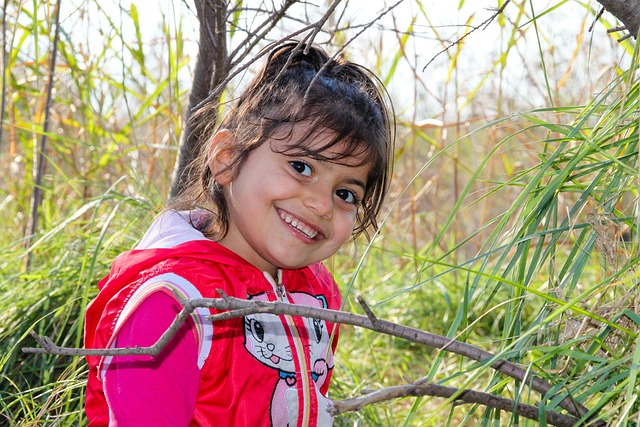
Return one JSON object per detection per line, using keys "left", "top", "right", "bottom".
{"left": 268, "top": 173, "right": 305, "bottom": 199}
{"left": 333, "top": 211, "right": 357, "bottom": 242}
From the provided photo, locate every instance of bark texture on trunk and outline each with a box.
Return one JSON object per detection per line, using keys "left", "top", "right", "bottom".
{"left": 597, "top": 0, "right": 640, "bottom": 39}
{"left": 169, "top": 0, "right": 228, "bottom": 199}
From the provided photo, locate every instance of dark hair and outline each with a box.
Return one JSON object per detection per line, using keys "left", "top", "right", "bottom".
{"left": 171, "top": 42, "right": 395, "bottom": 239}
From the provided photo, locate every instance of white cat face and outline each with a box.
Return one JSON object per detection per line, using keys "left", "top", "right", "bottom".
{"left": 243, "top": 291, "right": 336, "bottom": 427}
{"left": 244, "top": 309, "right": 295, "bottom": 371}
{"left": 243, "top": 292, "right": 334, "bottom": 374}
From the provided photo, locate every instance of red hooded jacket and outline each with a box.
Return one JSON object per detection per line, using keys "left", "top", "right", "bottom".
{"left": 84, "top": 211, "right": 341, "bottom": 426}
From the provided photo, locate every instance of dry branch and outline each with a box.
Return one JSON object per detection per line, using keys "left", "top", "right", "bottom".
{"left": 202, "top": 290, "right": 595, "bottom": 421}
{"left": 23, "top": 290, "right": 604, "bottom": 424}
{"left": 331, "top": 380, "right": 583, "bottom": 427}
{"left": 596, "top": 0, "right": 640, "bottom": 40}
{"left": 23, "top": 0, "right": 62, "bottom": 270}
{"left": 423, "top": 0, "right": 511, "bottom": 70}
{"left": 24, "top": 303, "right": 196, "bottom": 358}
{"left": 0, "top": 0, "right": 9, "bottom": 155}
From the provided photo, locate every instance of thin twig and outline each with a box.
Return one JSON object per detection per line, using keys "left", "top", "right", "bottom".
{"left": 23, "top": 304, "right": 196, "bottom": 358}
{"left": 0, "top": 0, "right": 9, "bottom": 156}
{"left": 607, "top": 25, "right": 627, "bottom": 33}
{"left": 192, "top": 28, "right": 309, "bottom": 112}
{"left": 589, "top": 7, "right": 605, "bottom": 33}
{"left": 356, "top": 294, "right": 379, "bottom": 325}
{"left": 617, "top": 33, "right": 632, "bottom": 42}
{"left": 608, "top": 25, "right": 633, "bottom": 42}
{"left": 197, "top": 0, "right": 404, "bottom": 112}
{"left": 216, "top": 288, "right": 233, "bottom": 302}
{"left": 423, "top": 0, "right": 511, "bottom": 70}
{"left": 302, "top": 0, "right": 405, "bottom": 104}
{"left": 303, "top": 0, "right": 343, "bottom": 52}
{"left": 227, "top": 0, "right": 298, "bottom": 67}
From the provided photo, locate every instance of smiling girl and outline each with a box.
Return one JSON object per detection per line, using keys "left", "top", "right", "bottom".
{"left": 84, "top": 42, "right": 394, "bottom": 426}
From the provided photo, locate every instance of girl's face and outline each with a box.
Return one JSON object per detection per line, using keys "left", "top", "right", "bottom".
{"left": 210, "top": 125, "right": 371, "bottom": 276}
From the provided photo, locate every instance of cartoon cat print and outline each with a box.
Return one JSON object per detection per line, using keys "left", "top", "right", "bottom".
{"left": 243, "top": 291, "right": 334, "bottom": 426}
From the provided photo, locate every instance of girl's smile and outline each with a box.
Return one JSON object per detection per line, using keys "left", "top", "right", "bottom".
{"left": 277, "top": 208, "right": 322, "bottom": 240}
{"left": 210, "top": 125, "right": 371, "bottom": 276}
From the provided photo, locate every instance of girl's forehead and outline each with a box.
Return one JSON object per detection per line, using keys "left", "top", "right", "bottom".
{"left": 270, "top": 123, "right": 334, "bottom": 144}
{"left": 269, "top": 123, "right": 366, "bottom": 159}
{"left": 269, "top": 124, "right": 371, "bottom": 166}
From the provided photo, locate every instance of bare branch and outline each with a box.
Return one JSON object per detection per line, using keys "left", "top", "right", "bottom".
{"left": 607, "top": 24, "right": 633, "bottom": 42}
{"left": 23, "top": 304, "right": 196, "bottom": 358}
{"left": 194, "top": 0, "right": 404, "bottom": 113}
{"left": 193, "top": 294, "right": 598, "bottom": 421}
{"left": 336, "top": 0, "right": 405, "bottom": 51}
{"left": 302, "top": 0, "right": 405, "bottom": 105}
{"left": 616, "top": 32, "right": 633, "bottom": 42}
{"left": 589, "top": 8, "right": 606, "bottom": 33}
{"left": 423, "top": 0, "right": 511, "bottom": 70}
{"left": 302, "top": 0, "right": 343, "bottom": 51}
{"left": 331, "top": 380, "right": 585, "bottom": 427}
{"left": 596, "top": 0, "right": 640, "bottom": 40}
{"left": 24, "top": 0, "right": 63, "bottom": 269}
{"left": 0, "top": 0, "right": 9, "bottom": 157}
{"left": 607, "top": 25, "right": 627, "bottom": 33}
{"left": 203, "top": 294, "right": 595, "bottom": 419}
{"left": 356, "top": 294, "right": 379, "bottom": 325}
{"left": 227, "top": 0, "right": 298, "bottom": 67}
{"left": 192, "top": 27, "right": 311, "bottom": 113}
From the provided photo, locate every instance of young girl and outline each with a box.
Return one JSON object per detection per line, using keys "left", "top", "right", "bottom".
{"left": 84, "top": 42, "right": 394, "bottom": 426}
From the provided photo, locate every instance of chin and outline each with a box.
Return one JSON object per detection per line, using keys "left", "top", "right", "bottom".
{"left": 274, "top": 259, "right": 313, "bottom": 270}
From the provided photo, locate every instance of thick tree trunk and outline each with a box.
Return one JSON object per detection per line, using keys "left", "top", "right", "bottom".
{"left": 596, "top": 0, "right": 640, "bottom": 39}
{"left": 169, "top": 0, "right": 228, "bottom": 199}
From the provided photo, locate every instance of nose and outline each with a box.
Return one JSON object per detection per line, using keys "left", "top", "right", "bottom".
{"left": 304, "top": 185, "right": 333, "bottom": 219}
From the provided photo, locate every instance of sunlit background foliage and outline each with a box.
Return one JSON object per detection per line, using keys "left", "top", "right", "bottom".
{"left": 1, "top": 0, "right": 639, "bottom": 425}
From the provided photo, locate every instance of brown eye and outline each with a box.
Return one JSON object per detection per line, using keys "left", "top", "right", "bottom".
{"left": 289, "top": 160, "right": 312, "bottom": 177}
{"left": 336, "top": 189, "right": 358, "bottom": 204}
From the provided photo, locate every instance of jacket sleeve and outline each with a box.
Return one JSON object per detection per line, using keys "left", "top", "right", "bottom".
{"left": 103, "top": 291, "right": 199, "bottom": 426}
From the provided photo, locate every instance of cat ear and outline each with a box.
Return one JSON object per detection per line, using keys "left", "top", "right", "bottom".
{"left": 315, "top": 295, "right": 328, "bottom": 309}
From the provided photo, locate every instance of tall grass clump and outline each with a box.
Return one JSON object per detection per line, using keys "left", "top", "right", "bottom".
{"left": 1, "top": 1, "right": 186, "bottom": 424}
{"left": 0, "top": 193, "right": 157, "bottom": 424}
{"left": 332, "top": 43, "right": 640, "bottom": 426}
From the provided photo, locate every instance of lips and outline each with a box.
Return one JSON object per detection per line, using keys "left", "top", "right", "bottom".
{"left": 278, "top": 209, "right": 320, "bottom": 240}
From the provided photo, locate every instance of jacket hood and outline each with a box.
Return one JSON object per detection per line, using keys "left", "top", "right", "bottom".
{"left": 135, "top": 210, "right": 210, "bottom": 251}
{"left": 104, "top": 210, "right": 249, "bottom": 289}
{"left": 85, "top": 211, "right": 248, "bottom": 352}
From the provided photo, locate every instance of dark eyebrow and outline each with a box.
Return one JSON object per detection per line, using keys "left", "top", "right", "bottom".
{"left": 344, "top": 178, "right": 366, "bottom": 192}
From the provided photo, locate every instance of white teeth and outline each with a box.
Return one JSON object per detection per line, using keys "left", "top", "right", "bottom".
{"left": 279, "top": 211, "right": 318, "bottom": 239}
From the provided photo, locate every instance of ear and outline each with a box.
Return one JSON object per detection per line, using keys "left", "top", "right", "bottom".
{"left": 207, "top": 129, "right": 238, "bottom": 186}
